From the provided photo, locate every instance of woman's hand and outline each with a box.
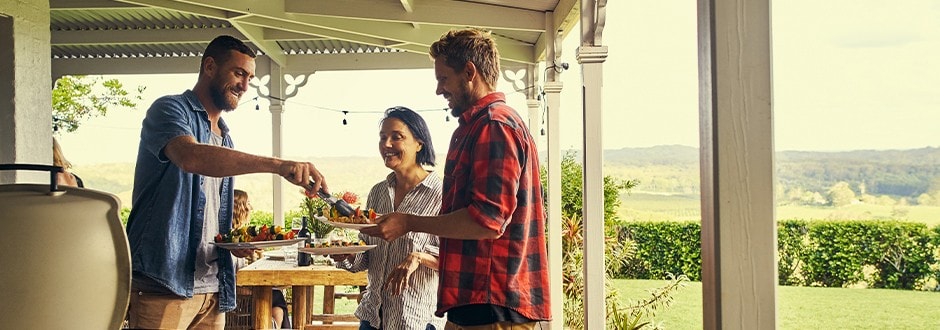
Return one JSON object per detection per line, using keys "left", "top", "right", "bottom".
{"left": 383, "top": 252, "right": 422, "bottom": 295}
{"left": 330, "top": 254, "right": 353, "bottom": 263}
{"left": 230, "top": 248, "right": 259, "bottom": 258}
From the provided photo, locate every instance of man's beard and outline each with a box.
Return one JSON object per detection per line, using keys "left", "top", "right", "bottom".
{"left": 448, "top": 83, "right": 473, "bottom": 117}
{"left": 209, "top": 76, "right": 239, "bottom": 111}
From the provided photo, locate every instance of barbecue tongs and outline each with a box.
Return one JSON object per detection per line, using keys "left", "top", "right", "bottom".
{"left": 309, "top": 181, "right": 356, "bottom": 217}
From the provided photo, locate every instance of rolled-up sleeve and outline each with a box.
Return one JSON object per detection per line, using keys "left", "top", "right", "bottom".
{"left": 466, "top": 121, "right": 524, "bottom": 235}
{"left": 140, "top": 97, "right": 195, "bottom": 163}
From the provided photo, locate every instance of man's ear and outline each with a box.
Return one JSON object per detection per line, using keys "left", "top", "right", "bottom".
{"left": 203, "top": 56, "right": 217, "bottom": 75}
{"left": 463, "top": 61, "right": 477, "bottom": 82}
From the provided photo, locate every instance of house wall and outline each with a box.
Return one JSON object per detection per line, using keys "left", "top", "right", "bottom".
{"left": 0, "top": 0, "right": 52, "bottom": 183}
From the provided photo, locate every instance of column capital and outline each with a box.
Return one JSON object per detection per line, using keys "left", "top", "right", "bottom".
{"left": 543, "top": 81, "right": 564, "bottom": 94}
{"left": 577, "top": 46, "right": 609, "bottom": 64}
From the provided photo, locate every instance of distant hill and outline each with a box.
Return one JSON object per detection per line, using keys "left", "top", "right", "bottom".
{"left": 561, "top": 145, "right": 940, "bottom": 197}
{"left": 76, "top": 145, "right": 940, "bottom": 211}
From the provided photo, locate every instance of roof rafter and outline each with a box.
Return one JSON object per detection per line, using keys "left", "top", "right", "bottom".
{"left": 116, "top": 0, "right": 229, "bottom": 20}
{"left": 534, "top": 0, "right": 579, "bottom": 62}
{"left": 230, "top": 20, "right": 287, "bottom": 66}
{"left": 121, "top": 0, "right": 535, "bottom": 63}
{"left": 51, "top": 27, "right": 243, "bottom": 46}
{"left": 50, "top": 0, "right": 144, "bottom": 10}
{"left": 283, "top": 0, "right": 543, "bottom": 32}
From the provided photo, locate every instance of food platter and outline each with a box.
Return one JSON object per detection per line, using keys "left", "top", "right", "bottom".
{"left": 326, "top": 220, "right": 376, "bottom": 230}
{"left": 262, "top": 250, "right": 286, "bottom": 260}
{"left": 300, "top": 245, "right": 377, "bottom": 255}
{"left": 211, "top": 238, "right": 305, "bottom": 250}
{"left": 313, "top": 215, "right": 376, "bottom": 230}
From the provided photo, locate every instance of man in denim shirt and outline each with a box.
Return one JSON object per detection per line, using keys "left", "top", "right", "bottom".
{"left": 125, "top": 35, "right": 331, "bottom": 329}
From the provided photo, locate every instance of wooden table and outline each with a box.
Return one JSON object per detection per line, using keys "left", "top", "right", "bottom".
{"left": 236, "top": 258, "right": 368, "bottom": 329}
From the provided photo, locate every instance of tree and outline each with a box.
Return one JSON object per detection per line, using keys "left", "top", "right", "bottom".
{"left": 916, "top": 193, "right": 933, "bottom": 206}
{"left": 827, "top": 181, "right": 857, "bottom": 207}
{"left": 52, "top": 75, "right": 145, "bottom": 134}
{"left": 544, "top": 151, "right": 639, "bottom": 227}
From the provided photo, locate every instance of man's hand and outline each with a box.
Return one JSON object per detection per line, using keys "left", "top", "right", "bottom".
{"left": 278, "top": 161, "right": 326, "bottom": 195}
{"left": 360, "top": 212, "right": 412, "bottom": 241}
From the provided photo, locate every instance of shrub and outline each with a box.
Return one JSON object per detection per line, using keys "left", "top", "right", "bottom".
{"left": 800, "top": 220, "right": 936, "bottom": 289}
{"left": 777, "top": 220, "right": 810, "bottom": 286}
{"left": 618, "top": 222, "right": 702, "bottom": 281}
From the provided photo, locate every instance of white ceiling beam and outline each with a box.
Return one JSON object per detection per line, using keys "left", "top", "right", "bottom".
{"left": 116, "top": 0, "right": 230, "bottom": 20}
{"left": 230, "top": 20, "right": 287, "bottom": 66}
{"left": 52, "top": 52, "right": 432, "bottom": 76}
{"left": 52, "top": 56, "right": 201, "bottom": 77}
{"left": 398, "top": 0, "right": 420, "bottom": 29}
{"left": 399, "top": 0, "right": 414, "bottom": 13}
{"left": 283, "top": 0, "right": 543, "bottom": 32}
{"left": 240, "top": 5, "right": 536, "bottom": 64}
{"left": 534, "top": 0, "right": 579, "bottom": 62}
{"left": 284, "top": 51, "right": 432, "bottom": 73}
{"left": 233, "top": 16, "right": 388, "bottom": 47}
{"left": 50, "top": 0, "right": 144, "bottom": 10}
{"left": 302, "top": 16, "right": 535, "bottom": 64}
{"left": 263, "top": 30, "right": 328, "bottom": 41}
{"left": 52, "top": 27, "right": 243, "bottom": 46}
{"left": 122, "top": 0, "right": 536, "bottom": 63}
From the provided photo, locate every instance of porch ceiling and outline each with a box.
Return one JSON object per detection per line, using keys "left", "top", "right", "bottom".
{"left": 49, "top": 0, "right": 579, "bottom": 75}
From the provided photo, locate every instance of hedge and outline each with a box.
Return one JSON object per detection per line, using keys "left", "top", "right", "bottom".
{"left": 615, "top": 220, "right": 940, "bottom": 290}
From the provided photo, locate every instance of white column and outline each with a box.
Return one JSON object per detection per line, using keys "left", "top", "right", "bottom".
{"left": 268, "top": 61, "right": 286, "bottom": 227}
{"left": 578, "top": 44, "right": 608, "bottom": 329}
{"left": 269, "top": 103, "right": 285, "bottom": 227}
{"left": 0, "top": 0, "right": 52, "bottom": 184}
{"left": 526, "top": 99, "right": 541, "bottom": 141}
{"left": 543, "top": 81, "right": 564, "bottom": 330}
{"left": 698, "top": 0, "right": 777, "bottom": 328}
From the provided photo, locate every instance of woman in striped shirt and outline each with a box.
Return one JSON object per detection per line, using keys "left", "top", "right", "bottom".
{"left": 333, "top": 106, "right": 445, "bottom": 330}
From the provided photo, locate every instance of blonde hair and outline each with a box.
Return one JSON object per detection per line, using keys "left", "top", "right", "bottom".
{"left": 233, "top": 189, "right": 250, "bottom": 227}
{"left": 52, "top": 137, "right": 72, "bottom": 170}
{"left": 429, "top": 28, "right": 501, "bottom": 89}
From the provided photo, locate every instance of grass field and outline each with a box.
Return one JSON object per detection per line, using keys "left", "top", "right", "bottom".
{"left": 327, "top": 280, "right": 940, "bottom": 329}
{"left": 619, "top": 192, "right": 940, "bottom": 227}
{"left": 614, "top": 279, "right": 940, "bottom": 329}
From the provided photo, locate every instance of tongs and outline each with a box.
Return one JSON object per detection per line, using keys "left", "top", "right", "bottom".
{"left": 309, "top": 181, "right": 356, "bottom": 217}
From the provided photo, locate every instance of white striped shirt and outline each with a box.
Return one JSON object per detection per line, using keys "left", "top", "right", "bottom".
{"left": 335, "top": 171, "right": 445, "bottom": 330}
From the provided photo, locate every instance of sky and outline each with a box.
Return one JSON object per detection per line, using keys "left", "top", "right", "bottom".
{"left": 59, "top": 0, "right": 940, "bottom": 166}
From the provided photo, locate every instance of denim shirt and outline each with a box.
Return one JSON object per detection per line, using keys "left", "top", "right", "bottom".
{"left": 126, "top": 90, "right": 237, "bottom": 312}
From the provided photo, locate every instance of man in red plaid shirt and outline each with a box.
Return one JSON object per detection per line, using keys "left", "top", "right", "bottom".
{"left": 362, "top": 28, "right": 551, "bottom": 329}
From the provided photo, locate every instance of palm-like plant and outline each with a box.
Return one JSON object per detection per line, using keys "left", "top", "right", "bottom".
{"left": 561, "top": 212, "right": 687, "bottom": 329}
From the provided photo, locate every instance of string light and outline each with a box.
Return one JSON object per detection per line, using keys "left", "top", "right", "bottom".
{"left": 253, "top": 94, "right": 454, "bottom": 125}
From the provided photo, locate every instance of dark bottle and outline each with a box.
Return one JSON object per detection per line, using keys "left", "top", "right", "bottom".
{"left": 297, "top": 216, "right": 312, "bottom": 266}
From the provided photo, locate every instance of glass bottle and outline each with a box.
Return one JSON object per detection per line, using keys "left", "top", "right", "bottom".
{"left": 297, "top": 216, "right": 312, "bottom": 266}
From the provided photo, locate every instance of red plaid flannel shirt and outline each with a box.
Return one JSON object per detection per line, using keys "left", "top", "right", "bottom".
{"left": 435, "top": 92, "right": 551, "bottom": 321}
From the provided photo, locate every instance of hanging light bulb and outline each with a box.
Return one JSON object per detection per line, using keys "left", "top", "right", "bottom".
{"left": 444, "top": 108, "right": 450, "bottom": 122}
{"left": 342, "top": 111, "right": 349, "bottom": 125}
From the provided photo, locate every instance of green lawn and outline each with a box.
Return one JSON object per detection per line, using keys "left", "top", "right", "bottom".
{"left": 330, "top": 280, "right": 940, "bottom": 329}
{"left": 614, "top": 279, "right": 940, "bottom": 329}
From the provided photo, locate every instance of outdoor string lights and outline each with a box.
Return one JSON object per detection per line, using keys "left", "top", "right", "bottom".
{"left": 249, "top": 95, "right": 451, "bottom": 125}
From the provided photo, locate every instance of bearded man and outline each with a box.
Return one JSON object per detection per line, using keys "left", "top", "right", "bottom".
{"left": 125, "top": 35, "right": 330, "bottom": 329}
